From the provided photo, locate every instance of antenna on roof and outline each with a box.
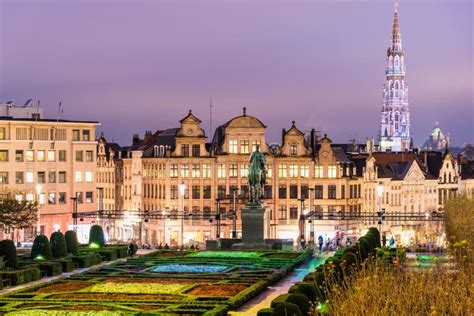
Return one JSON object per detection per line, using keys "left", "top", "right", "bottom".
{"left": 56, "top": 101, "right": 63, "bottom": 122}
{"left": 35, "top": 100, "right": 40, "bottom": 122}
{"left": 209, "top": 92, "right": 214, "bottom": 138}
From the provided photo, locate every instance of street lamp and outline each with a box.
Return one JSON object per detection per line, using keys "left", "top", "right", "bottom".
{"left": 178, "top": 182, "right": 186, "bottom": 248}
{"left": 308, "top": 187, "right": 315, "bottom": 245}
{"left": 36, "top": 184, "right": 42, "bottom": 235}
{"left": 298, "top": 198, "right": 306, "bottom": 249}
{"left": 71, "top": 197, "right": 78, "bottom": 233}
{"left": 231, "top": 187, "right": 237, "bottom": 238}
{"left": 376, "top": 184, "right": 385, "bottom": 233}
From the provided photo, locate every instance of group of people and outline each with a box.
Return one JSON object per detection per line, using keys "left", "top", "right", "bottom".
{"left": 314, "top": 233, "right": 396, "bottom": 252}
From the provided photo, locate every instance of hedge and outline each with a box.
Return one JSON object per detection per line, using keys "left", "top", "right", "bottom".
{"left": 89, "top": 225, "right": 105, "bottom": 248}
{"left": 289, "top": 282, "right": 318, "bottom": 302}
{"left": 37, "top": 261, "right": 63, "bottom": 276}
{"left": 50, "top": 232, "right": 68, "bottom": 259}
{"left": 227, "top": 280, "right": 267, "bottom": 310}
{"left": 71, "top": 253, "right": 102, "bottom": 268}
{"left": 271, "top": 293, "right": 310, "bottom": 316}
{"left": 2, "top": 267, "right": 41, "bottom": 285}
{"left": 98, "top": 249, "right": 118, "bottom": 261}
{"left": 65, "top": 230, "right": 79, "bottom": 255}
{"left": 0, "top": 239, "right": 18, "bottom": 269}
{"left": 272, "top": 302, "right": 302, "bottom": 316}
{"left": 257, "top": 308, "right": 275, "bottom": 316}
{"left": 54, "top": 257, "right": 75, "bottom": 272}
{"left": 31, "top": 235, "right": 53, "bottom": 260}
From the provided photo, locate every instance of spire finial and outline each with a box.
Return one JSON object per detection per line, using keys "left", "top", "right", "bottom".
{"left": 243, "top": 106, "right": 247, "bottom": 116}
{"left": 189, "top": 109, "right": 192, "bottom": 114}
{"left": 394, "top": 0, "right": 399, "bottom": 13}
{"left": 292, "top": 120, "right": 295, "bottom": 126}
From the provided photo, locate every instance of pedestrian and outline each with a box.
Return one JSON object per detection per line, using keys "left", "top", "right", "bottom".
{"left": 318, "top": 235, "right": 324, "bottom": 252}
{"left": 127, "top": 241, "right": 134, "bottom": 258}
{"left": 382, "top": 234, "right": 387, "bottom": 248}
{"left": 390, "top": 235, "right": 395, "bottom": 248}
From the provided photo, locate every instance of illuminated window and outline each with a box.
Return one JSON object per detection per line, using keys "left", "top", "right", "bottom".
{"left": 37, "top": 150, "right": 45, "bottom": 162}
{"left": 0, "top": 172, "right": 8, "bottom": 184}
{"left": 191, "top": 164, "right": 200, "bottom": 178}
{"left": 300, "top": 165, "right": 309, "bottom": 178}
{"left": 180, "top": 164, "right": 189, "bottom": 178}
{"left": 218, "top": 164, "right": 226, "bottom": 178}
{"left": 39, "top": 193, "right": 46, "bottom": 205}
{"left": 75, "top": 171, "right": 82, "bottom": 183}
{"left": 229, "top": 164, "right": 238, "bottom": 177}
{"left": 315, "top": 166, "right": 323, "bottom": 178}
{"left": 170, "top": 164, "right": 178, "bottom": 178}
{"left": 241, "top": 140, "right": 249, "bottom": 154}
{"left": 26, "top": 150, "right": 34, "bottom": 162}
{"left": 26, "top": 193, "right": 35, "bottom": 202}
{"left": 48, "top": 192, "right": 56, "bottom": 205}
{"left": 229, "top": 140, "right": 237, "bottom": 153}
{"left": 0, "top": 150, "right": 8, "bottom": 162}
{"left": 85, "top": 171, "right": 93, "bottom": 182}
{"left": 202, "top": 164, "right": 211, "bottom": 178}
{"left": 240, "top": 164, "right": 249, "bottom": 177}
{"left": 328, "top": 166, "right": 337, "bottom": 178}
{"left": 26, "top": 172, "right": 34, "bottom": 183}
{"left": 278, "top": 164, "right": 287, "bottom": 178}
{"left": 252, "top": 140, "right": 261, "bottom": 152}
{"left": 289, "top": 165, "right": 298, "bottom": 178}
{"left": 48, "top": 150, "right": 55, "bottom": 162}
{"left": 85, "top": 151, "right": 94, "bottom": 162}
{"left": 266, "top": 165, "right": 272, "bottom": 178}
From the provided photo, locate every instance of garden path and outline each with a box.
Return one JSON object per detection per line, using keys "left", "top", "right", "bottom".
{"left": 0, "top": 249, "right": 155, "bottom": 294}
{"left": 229, "top": 252, "right": 330, "bottom": 315}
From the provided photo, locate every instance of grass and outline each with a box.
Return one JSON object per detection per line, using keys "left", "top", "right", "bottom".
{"left": 319, "top": 196, "right": 474, "bottom": 315}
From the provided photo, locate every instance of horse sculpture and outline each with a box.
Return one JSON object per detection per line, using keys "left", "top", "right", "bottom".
{"left": 248, "top": 145, "right": 267, "bottom": 204}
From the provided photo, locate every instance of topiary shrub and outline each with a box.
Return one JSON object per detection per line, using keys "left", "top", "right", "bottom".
{"left": 0, "top": 239, "right": 18, "bottom": 269}
{"left": 289, "top": 282, "right": 318, "bottom": 302}
{"left": 359, "top": 236, "right": 374, "bottom": 257}
{"left": 271, "top": 294, "right": 308, "bottom": 316}
{"left": 273, "top": 302, "right": 302, "bottom": 316}
{"left": 257, "top": 308, "right": 275, "bottom": 316}
{"left": 50, "top": 232, "right": 68, "bottom": 259}
{"left": 65, "top": 230, "right": 79, "bottom": 255}
{"left": 31, "top": 235, "right": 53, "bottom": 260}
{"left": 88, "top": 225, "right": 105, "bottom": 248}
{"left": 368, "top": 227, "right": 381, "bottom": 248}
{"left": 341, "top": 251, "right": 358, "bottom": 276}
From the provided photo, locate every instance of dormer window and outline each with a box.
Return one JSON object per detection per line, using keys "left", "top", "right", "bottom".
{"left": 241, "top": 140, "right": 249, "bottom": 154}
{"left": 192, "top": 144, "right": 200, "bottom": 157}
{"left": 290, "top": 144, "right": 298, "bottom": 156}
{"left": 252, "top": 140, "right": 260, "bottom": 152}
{"left": 181, "top": 144, "right": 189, "bottom": 157}
{"left": 229, "top": 140, "right": 237, "bottom": 153}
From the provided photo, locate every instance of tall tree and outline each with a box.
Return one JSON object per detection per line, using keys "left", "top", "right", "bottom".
{"left": 0, "top": 193, "right": 38, "bottom": 229}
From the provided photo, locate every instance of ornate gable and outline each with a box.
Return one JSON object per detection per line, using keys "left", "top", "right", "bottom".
{"left": 176, "top": 110, "right": 205, "bottom": 138}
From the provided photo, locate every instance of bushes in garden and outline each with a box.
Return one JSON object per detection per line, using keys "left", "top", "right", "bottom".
{"left": 0, "top": 239, "right": 18, "bottom": 269}
{"left": 65, "top": 230, "right": 79, "bottom": 255}
{"left": 31, "top": 235, "right": 53, "bottom": 260}
{"left": 89, "top": 225, "right": 105, "bottom": 248}
{"left": 2, "top": 267, "right": 40, "bottom": 285}
{"left": 50, "top": 232, "right": 68, "bottom": 259}
{"left": 71, "top": 252, "right": 102, "bottom": 268}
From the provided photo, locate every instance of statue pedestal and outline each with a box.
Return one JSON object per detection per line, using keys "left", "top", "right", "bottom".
{"left": 232, "top": 203, "right": 271, "bottom": 250}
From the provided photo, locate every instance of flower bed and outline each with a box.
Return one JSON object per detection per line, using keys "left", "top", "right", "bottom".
{"left": 35, "top": 281, "right": 92, "bottom": 293}
{"left": 47, "top": 293, "right": 183, "bottom": 301}
{"left": 188, "top": 284, "right": 248, "bottom": 296}
{"left": 150, "top": 264, "right": 229, "bottom": 273}
{"left": 188, "top": 251, "right": 261, "bottom": 259}
{"left": 84, "top": 282, "right": 190, "bottom": 294}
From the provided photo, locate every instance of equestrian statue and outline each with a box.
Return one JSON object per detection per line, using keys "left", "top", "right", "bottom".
{"left": 248, "top": 145, "right": 267, "bottom": 205}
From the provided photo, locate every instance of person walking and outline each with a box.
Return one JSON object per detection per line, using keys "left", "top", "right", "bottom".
{"left": 318, "top": 235, "right": 324, "bottom": 252}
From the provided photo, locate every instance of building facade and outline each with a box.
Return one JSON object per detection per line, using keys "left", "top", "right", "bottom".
{"left": 0, "top": 102, "right": 99, "bottom": 242}
{"left": 380, "top": 3, "right": 412, "bottom": 152}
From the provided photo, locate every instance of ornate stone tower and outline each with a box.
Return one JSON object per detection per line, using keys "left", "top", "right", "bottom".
{"left": 380, "top": 1, "right": 412, "bottom": 152}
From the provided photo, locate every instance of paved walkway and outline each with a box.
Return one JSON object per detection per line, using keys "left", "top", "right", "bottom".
{"left": 0, "top": 249, "right": 155, "bottom": 294}
{"left": 229, "top": 253, "right": 329, "bottom": 315}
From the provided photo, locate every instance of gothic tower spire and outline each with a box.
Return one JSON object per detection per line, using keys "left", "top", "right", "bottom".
{"left": 380, "top": 0, "right": 411, "bottom": 152}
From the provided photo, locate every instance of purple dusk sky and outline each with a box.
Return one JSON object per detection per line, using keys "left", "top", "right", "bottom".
{"left": 0, "top": 0, "right": 472, "bottom": 146}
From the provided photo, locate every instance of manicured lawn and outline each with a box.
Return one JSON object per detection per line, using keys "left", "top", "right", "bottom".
{"left": 150, "top": 264, "right": 229, "bottom": 273}
{"left": 85, "top": 282, "right": 191, "bottom": 294}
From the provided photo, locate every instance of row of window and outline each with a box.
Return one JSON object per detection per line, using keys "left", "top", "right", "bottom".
{"left": 228, "top": 140, "right": 261, "bottom": 154}
{"left": 0, "top": 170, "right": 94, "bottom": 184}
{"left": 180, "top": 144, "right": 201, "bottom": 157}
{"left": 0, "top": 128, "right": 92, "bottom": 142}
{"left": 15, "top": 191, "right": 93, "bottom": 205}
{"left": 0, "top": 149, "right": 94, "bottom": 163}
{"left": 138, "top": 184, "right": 361, "bottom": 201}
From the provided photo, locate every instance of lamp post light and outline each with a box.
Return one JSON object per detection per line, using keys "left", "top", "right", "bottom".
{"left": 35, "top": 184, "right": 42, "bottom": 235}
{"left": 376, "top": 183, "right": 385, "bottom": 233}
{"left": 231, "top": 187, "right": 237, "bottom": 238}
{"left": 215, "top": 198, "right": 222, "bottom": 239}
{"left": 308, "top": 188, "right": 315, "bottom": 245}
{"left": 298, "top": 198, "right": 306, "bottom": 249}
{"left": 178, "top": 182, "right": 186, "bottom": 248}
{"left": 71, "top": 197, "right": 78, "bottom": 233}
{"left": 162, "top": 208, "right": 168, "bottom": 245}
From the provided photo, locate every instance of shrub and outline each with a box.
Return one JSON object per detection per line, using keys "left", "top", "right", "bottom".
{"left": 0, "top": 239, "right": 18, "bottom": 269}
{"left": 71, "top": 253, "right": 102, "bottom": 268}
{"left": 89, "top": 225, "right": 105, "bottom": 248}
{"left": 54, "top": 257, "right": 75, "bottom": 272}
{"left": 271, "top": 293, "right": 310, "bottom": 316}
{"left": 31, "top": 235, "right": 53, "bottom": 260}
{"left": 257, "top": 308, "right": 275, "bottom": 315}
{"left": 288, "top": 282, "right": 317, "bottom": 302}
{"left": 341, "top": 251, "right": 358, "bottom": 276}
{"left": 368, "top": 227, "right": 381, "bottom": 248}
{"left": 99, "top": 249, "right": 118, "bottom": 261}
{"left": 37, "top": 261, "right": 63, "bottom": 276}
{"left": 2, "top": 267, "right": 41, "bottom": 285}
{"left": 272, "top": 302, "right": 302, "bottom": 316}
{"left": 50, "top": 231, "right": 68, "bottom": 259}
{"left": 65, "top": 230, "right": 79, "bottom": 255}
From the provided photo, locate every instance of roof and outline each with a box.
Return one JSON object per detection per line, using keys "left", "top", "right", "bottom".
{"left": 332, "top": 147, "right": 352, "bottom": 164}
{"left": 460, "top": 160, "right": 474, "bottom": 180}
{"left": 0, "top": 117, "right": 99, "bottom": 124}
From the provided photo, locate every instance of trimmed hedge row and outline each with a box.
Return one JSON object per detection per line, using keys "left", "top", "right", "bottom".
{"left": 260, "top": 228, "right": 382, "bottom": 315}
{"left": 2, "top": 267, "right": 41, "bottom": 286}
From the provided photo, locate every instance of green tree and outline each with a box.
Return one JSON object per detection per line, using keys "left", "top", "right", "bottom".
{"left": 31, "top": 235, "right": 53, "bottom": 260}
{"left": 88, "top": 225, "right": 105, "bottom": 248}
{"left": 65, "top": 230, "right": 79, "bottom": 255}
{"left": 0, "top": 239, "right": 18, "bottom": 269}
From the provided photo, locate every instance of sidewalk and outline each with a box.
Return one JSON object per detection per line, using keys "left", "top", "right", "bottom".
{"left": 229, "top": 253, "right": 329, "bottom": 315}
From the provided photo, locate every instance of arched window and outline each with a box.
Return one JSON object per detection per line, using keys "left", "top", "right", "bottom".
{"left": 394, "top": 56, "right": 400, "bottom": 68}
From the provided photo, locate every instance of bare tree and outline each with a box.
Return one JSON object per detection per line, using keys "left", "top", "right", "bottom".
{"left": 0, "top": 193, "right": 38, "bottom": 229}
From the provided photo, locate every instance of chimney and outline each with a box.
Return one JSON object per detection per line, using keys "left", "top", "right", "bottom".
{"left": 281, "top": 128, "right": 286, "bottom": 144}
{"left": 144, "top": 130, "right": 152, "bottom": 142}
{"left": 132, "top": 134, "right": 140, "bottom": 146}
{"left": 310, "top": 129, "right": 316, "bottom": 157}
